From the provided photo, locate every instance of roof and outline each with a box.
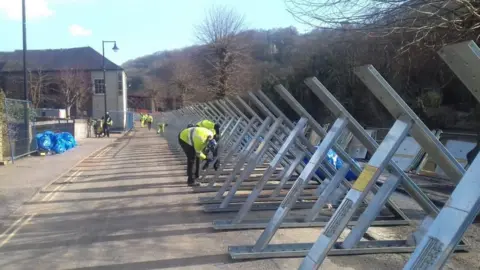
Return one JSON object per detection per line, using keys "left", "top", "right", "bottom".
{"left": 0, "top": 47, "right": 122, "bottom": 72}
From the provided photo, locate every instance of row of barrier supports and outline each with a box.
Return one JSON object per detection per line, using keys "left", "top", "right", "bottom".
{"left": 158, "top": 40, "right": 480, "bottom": 269}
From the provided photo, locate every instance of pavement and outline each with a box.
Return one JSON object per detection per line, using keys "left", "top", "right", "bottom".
{"left": 0, "top": 135, "right": 119, "bottom": 223}
{"left": 0, "top": 127, "right": 478, "bottom": 269}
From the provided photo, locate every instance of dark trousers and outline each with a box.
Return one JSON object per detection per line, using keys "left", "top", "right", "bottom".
{"left": 178, "top": 136, "right": 200, "bottom": 183}
{"left": 103, "top": 125, "right": 110, "bottom": 138}
{"left": 147, "top": 122, "right": 152, "bottom": 130}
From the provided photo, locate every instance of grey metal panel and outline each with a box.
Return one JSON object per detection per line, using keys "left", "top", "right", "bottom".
{"left": 435, "top": 140, "right": 476, "bottom": 176}
{"left": 347, "top": 129, "right": 376, "bottom": 159}
{"left": 392, "top": 136, "right": 423, "bottom": 171}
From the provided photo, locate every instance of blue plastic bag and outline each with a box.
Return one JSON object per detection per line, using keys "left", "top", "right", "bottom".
{"left": 37, "top": 134, "right": 53, "bottom": 151}
{"left": 52, "top": 137, "right": 67, "bottom": 154}
{"left": 43, "top": 131, "right": 57, "bottom": 145}
{"left": 60, "top": 132, "right": 76, "bottom": 150}
{"left": 303, "top": 148, "right": 358, "bottom": 181}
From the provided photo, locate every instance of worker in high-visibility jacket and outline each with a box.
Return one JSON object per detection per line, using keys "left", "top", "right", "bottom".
{"left": 195, "top": 120, "right": 220, "bottom": 139}
{"left": 196, "top": 119, "right": 220, "bottom": 170}
{"left": 146, "top": 114, "right": 153, "bottom": 131}
{"left": 104, "top": 112, "right": 113, "bottom": 138}
{"left": 178, "top": 126, "right": 217, "bottom": 186}
{"left": 157, "top": 123, "right": 168, "bottom": 135}
{"left": 140, "top": 113, "right": 146, "bottom": 128}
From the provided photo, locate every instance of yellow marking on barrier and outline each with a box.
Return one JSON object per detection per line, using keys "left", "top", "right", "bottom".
{"left": 352, "top": 165, "right": 379, "bottom": 192}
{"left": 257, "top": 141, "right": 265, "bottom": 151}
{"left": 0, "top": 214, "right": 35, "bottom": 248}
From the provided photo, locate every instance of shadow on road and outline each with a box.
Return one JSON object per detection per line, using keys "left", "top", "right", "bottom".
{"left": 51, "top": 175, "right": 189, "bottom": 185}
{"left": 77, "top": 164, "right": 186, "bottom": 170}
{"left": 65, "top": 254, "right": 233, "bottom": 270}
{"left": 0, "top": 226, "right": 215, "bottom": 253}
{"left": 24, "top": 191, "right": 194, "bottom": 205}
{"left": 42, "top": 183, "right": 193, "bottom": 193}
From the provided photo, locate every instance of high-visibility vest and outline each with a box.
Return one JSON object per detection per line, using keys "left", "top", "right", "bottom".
{"left": 179, "top": 127, "right": 214, "bottom": 160}
{"left": 196, "top": 120, "right": 216, "bottom": 135}
{"left": 147, "top": 115, "right": 153, "bottom": 123}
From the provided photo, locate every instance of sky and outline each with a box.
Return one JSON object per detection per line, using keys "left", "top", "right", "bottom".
{"left": 0, "top": 0, "right": 312, "bottom": 65}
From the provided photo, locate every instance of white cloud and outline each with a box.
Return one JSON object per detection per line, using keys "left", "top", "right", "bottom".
{"left": 69, "top": 24, "right": 92, "bottom": 36}
{"left": 0, "top": 0, "right": 54, "bottom": 20}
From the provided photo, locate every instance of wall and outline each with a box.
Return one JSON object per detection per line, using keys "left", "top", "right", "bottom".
{"left": 35, "top": 119, "right": 90, "bottom": 140}
{"left": 36, "top": 120, "right": 74, "bottom": 135}
{"left": 74, "top": 119, "right": 89, "bottom": 140}
{"left": 91, "top": 70, "right": 127, "bottom": 130}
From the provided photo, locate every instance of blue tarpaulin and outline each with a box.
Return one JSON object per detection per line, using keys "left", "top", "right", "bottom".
{"left": 303, "top": 148, "right": 358, "bottom": 181}
{"left": 36, "top": 131, "right": 77, "bottom": 154}
{"left": 36, "top": 134, "right": 52, "bottom": 151}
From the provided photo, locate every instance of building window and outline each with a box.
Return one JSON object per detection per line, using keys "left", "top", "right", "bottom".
{"left": 118, "top": 72, "right": 123, "bottom": 90}
{"left": 94, "top": 79, "right": 105, "bottom": 94}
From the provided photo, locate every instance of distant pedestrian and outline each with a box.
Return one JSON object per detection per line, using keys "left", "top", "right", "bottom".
{"left": 140, "top": 113, "right": 145, "bottom": 128}
{"left": 146, "top": 114, "right": 153, "bottom": 131}
{"left": 104, "top": 112, "right": 113, "bottom": 138}
{"left": 157, "top": 122, "right": 168, "bottom": 135}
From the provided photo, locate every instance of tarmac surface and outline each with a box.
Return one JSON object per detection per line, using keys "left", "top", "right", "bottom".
{"left": 0, "top": 135, "right": 118, "bottom": 222}
{"left": 0, "top": 127, "right": 478, "bottom": 270}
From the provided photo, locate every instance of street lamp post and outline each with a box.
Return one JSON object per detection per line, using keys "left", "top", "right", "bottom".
{"left": 22, "top": 0, "right": 30, "bottom": 154}
{"left": 22, "top": 0, "right": 28, "bottom": 101}
{"left": 102, "top": 40, "right": 119, "bottom": 116}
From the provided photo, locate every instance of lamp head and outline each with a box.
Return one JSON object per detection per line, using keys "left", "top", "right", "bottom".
{"left": 112, "top": 42, "right": 119, "bottom": 52}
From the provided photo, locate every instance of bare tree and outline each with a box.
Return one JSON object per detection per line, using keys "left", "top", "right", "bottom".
{"left": 285, "top": 0, "right": 480, "bottom": 52}
{"left": 57, "top": 69, "right": 91, "bottom": 118}
{"left": 195, "top": 5, "right": 249, "bottom": 98}
{"left": 169, "top": 53, "right": 208, "bottom": 105}
{"left": 143, "top": 76, "right": 166, "bottom": 111}
{"left": 27, "top": 69, "right": 51, "bottom": 108}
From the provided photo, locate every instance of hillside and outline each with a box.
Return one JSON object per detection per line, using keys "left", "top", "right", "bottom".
{"left": 122, "top": 3, "right": 480, "bottom": 131}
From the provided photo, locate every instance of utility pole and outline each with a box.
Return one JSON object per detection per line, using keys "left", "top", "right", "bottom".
{"left": 22, "top": 0, "right": 27, "bottom": 101}
{"left": 22, "top": 0, "right": 30, "bottom": 152}
{"left": 101, "top": 41, "right": 119, "bottom": 116}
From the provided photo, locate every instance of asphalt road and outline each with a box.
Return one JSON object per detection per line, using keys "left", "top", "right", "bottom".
{"left": 0, "top": 128, "right": 478, "bottom": 270}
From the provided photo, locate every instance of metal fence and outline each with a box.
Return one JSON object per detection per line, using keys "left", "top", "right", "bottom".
{"left": 126, "top": 111, "right": 134, "bottom": 131}
{"left": 3, "top": 98, "right": 37, "bottom": 161}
